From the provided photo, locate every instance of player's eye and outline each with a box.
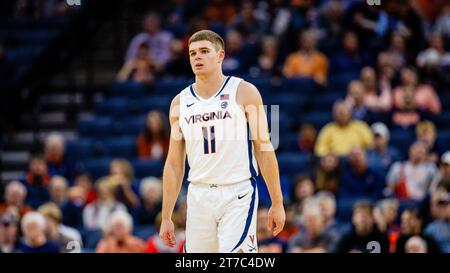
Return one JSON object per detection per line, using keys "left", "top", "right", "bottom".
{"left": 201, "top": 49, "right": 208, "bottom": 54}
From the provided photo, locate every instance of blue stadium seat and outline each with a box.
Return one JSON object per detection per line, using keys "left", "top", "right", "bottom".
{"left": 111, "top": 82, "right": 148, "bottom": 98}
{"left": 279, "top": 133, "right": 299, "bottom": 152}
{"left": 132, "top": 159, "right": 164, "bottom": 179}
{"left": 154, "top": 77, "right": 191, "bottom": 95}
{"left": 126, "top": 115, "right": 147, "bottom": 136}
{"left": 275, "top": 77, "right": 317, "bottom": 95}
{"left": 96, "top": 98, "right": 128, "bottom": 117}
{"left": 79, "top": 158, "right": 111, "bottom": 180}
{"left": 66, "top": 138, "right": 93, "bottom": 161}
{"left": 103, "top": 137, "right": 136, "bottom": 159}
{"left": 257, "top": 175, "right": 293, "bottom": 206}
{"left": 326, "top": 72, "right": 359, "bottom": 92}
{"left": 265, "top": 93, "right": 308, "bottom": 115}
{"left": 435, "top": 111, "right": 450, "bottom": 129}
{"left": 300, "top": 111, "right": 332, "bottom": 130}
{"left": 78, "top": 117, "right": 113, "bottom": 139}
{"left": 311, "top": 92, "right": 344, "bottom": 111}
{"left": 128, "top": 97, "right": 171, "bottom": 115}
{"left": 389, "top": 129, "right": 415, "bottom": 156}
{"left": 81, "top": 229, "right": 103, "bottom": 250}
{"left": 276, "top": 152, "right": 311, "bottom": 176}
{"left": 133, "top": 225, "right": 155, "bottom": 241}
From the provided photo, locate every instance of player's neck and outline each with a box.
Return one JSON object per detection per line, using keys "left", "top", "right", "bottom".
{"left": 194, "top": 72, "right": 226, "bottom": 99}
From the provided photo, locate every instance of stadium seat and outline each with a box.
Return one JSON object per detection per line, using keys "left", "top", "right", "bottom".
{"left": 66, "top": 138, "right": 93, "bottom": 161}
{"left": 128, "top": 97, "right": 171, "bottom": 115}
{"left": 275, "top": 77, "right": 317, "bottom": 95}
{"left": 132, "top": 159, "right": 164, "bottom": 179}
{"left": 276, "top": 152, "right": 311, "bottom": 176}
{"left": 133, "top": 225, "right": 156, "bottom": 241}
{"left": 154, "top": 77, "right": 191, "bottom": 95}
{"left": 96, "top": 98, "right": 128, "bottom": 117}
{"left": 311, "top": 92, "right": 344, "bottom": 111}
{"left": 265, "top": 93, "right": 308, "bottom": 115}
{"left": 256, "top": 175, "right": 293, "bottom": 206}
{"left": 79, "top": 157, "right": 111, "bottom": 180}
{"left": 299, "top": 111, "right": 332, "bottom": 130}
{"left": 78, "top": 116, "right": 113, "bottom": 139}
{"left": 111, "top": 82, "right": 149, "bottom": 99}
{"left": 103, "top": 137, "right": 137, "bottom": 159}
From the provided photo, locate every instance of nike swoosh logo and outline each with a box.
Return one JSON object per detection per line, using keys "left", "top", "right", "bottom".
{"left": 238, "top": 193, "right": 249, "bottom": 200}
{"left": 187, "top": 103, "right": 195, "bottom": 107}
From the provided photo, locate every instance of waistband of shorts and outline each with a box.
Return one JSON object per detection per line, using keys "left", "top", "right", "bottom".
{"left": 189, "top": 178, "right": 254, "bottom": 188}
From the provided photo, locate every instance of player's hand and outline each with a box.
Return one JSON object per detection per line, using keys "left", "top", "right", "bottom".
{"left": 160, "top": 218, "right": 176, "bottom": 248}
{"left": 267, "top": 204, "right": 285, "bottom": 237}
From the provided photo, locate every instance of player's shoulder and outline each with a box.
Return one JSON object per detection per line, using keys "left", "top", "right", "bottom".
{"left": 236, "top": 79, "right": 262, "bottom": 104}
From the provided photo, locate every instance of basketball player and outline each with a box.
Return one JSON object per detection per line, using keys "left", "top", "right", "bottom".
{"left": 159, "top": 30, "right": 285, "bottom": 253}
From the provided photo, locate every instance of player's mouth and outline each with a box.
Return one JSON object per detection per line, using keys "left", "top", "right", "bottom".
{"left": 194, "top": 63, "right": 204, "bottom": 69}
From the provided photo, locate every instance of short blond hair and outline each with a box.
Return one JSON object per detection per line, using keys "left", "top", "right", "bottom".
{"left": 38, "top": 202, "right": 63, "bottom": 223}
{"left": 188, "top": 30, "right": 224, "bottom": 51}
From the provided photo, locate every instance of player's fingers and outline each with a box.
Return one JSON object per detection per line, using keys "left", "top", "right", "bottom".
{"left": 267, "top": 215, "right": 273, "bottom": 231}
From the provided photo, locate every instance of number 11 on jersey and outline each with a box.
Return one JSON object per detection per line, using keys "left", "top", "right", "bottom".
{"left": 202, "top": 126, "right": 216, "bottom": 154}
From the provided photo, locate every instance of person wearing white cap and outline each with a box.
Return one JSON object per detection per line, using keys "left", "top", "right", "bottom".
{"left": 367, "top": 122, "right": 401, "bottom": 171}
{"left": 429, "top": 151, "right": 450, "bottom": 193}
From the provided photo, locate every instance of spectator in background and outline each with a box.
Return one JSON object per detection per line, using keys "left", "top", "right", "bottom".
{"left": 415, "top": 121, "right": 444, "bottom": 164}
{"left": 373, "top": 198, "right": 400, "bottom": 252}
{"left": 144, "top": 212, "right": 185, "bottom": 253}
{"left": 49, "top": 175, "right": 68, "bottom": 207}
{"left": 330, "top": 31, "right": 369, "bottom": 75}
{"left": 0, "top": 181, "right": 33, "bottom": 218}
{"left": 74, "top": 173, "right": 96, "bottom": 205}
{"left": 395, "top": 207, "right": 440, "bottom": 253}
{"left": 417, "top": 32, "right": 450, "bottom": 69}
{"left": 315, "top": 154, "right": 340, "bottom": 195}
{"left": 222, "top": 29, "right": 256, "bottom": 75}
{"left": 345, "top": 80, "right": 370, "bottom": 121}
{"left": 386, "top": 141, "right": 437, "bottom": 202}
{"left": 96, "top": 211, "right": 145, "bottom": 253}
{"left": 316, "top": 191, "right": 343, "bottom": 251}
{"left": 38, "top": 203, "right": 83, "bottom": 253}
{"left": 335, "top": 201, "right": 389, "bottom": 253}
{"left": 430, "top": 151, "right": 450, "bottom": 193}
{"left": 230, "top": 0, "right": 267, "bottom": 43}
{"left": 339, "top": 146, "right": 385, "bottom": 202}
{"left": 165, "top": 39, "right": 191, "bottom": 76}
{"left": 434, "top": 5, "right": 450, "bottom": 39}
{"left": 44, "top": 132, "right": 74, "bottom": 181}
{"left": 367, "top": 122, "right": 401, "bottom": 172}
{"left": 315, "top": 101, "right": 373, "bottom": 157}
{"left": 283, "top": 30, "right": 329, "bottom": 86}
{"left": 83, "top": 176, "right": 127, "bottom": 230}
{"left": 424, "top": 192, "right": 450, "bottom": 253}
{"left": 117, "top": 43, "right": 155, "bottom": 85}
{"left": 298, "top": 123, "right": 317, "bottom": 154}
{"left": 0, "top": 212, "right": 20, "bottom": 253}
{"left": 61, "top": 186, "right": 85, "bottom": 229}
{"left": 253, "top": 35, "right": 281, "bottom": 76}
{"left": 288, "top": 198, "right": 328, "bottom": 253}
{"left": 276, "top": 205, "right": 300, "bottom": 242}
{"left": 135, "top": 177, "right": 162, "bottom": 226}
{"left": 392, "top": 67, "right": 441, "bottom": 129}
{"left": 17, "top": 212, "right": 59, "bottom": 253}
{"left": 109, "top": 159, "right": 140, "bottom": 210}
{"left": 136, "top": 110, "right": 169, "bottom": 160}
{"left": 22, "top": 154, "right": 51, "bottom": 209}
{"left": 359, "top": 66, "right": 392, "bottom": 113}
{"left": 405, "top": 236, "right": 428, "bottom": 253}
{"left": 257, "top": 207, "right": 288, "bottom": 253}
{"left": 377, "top": 52, "right": 399, "bottom": 86}
{"left": 344, "top": 1, "right": 389, "bottom": 45}
{"left": 385, "top": 32, "right": 411, "bottom": 70}
{"left": 290, "top": 174, "right": 315, "bottom": 215}
{"left": 125, "top": 12, "right": 173, "bottom": 68}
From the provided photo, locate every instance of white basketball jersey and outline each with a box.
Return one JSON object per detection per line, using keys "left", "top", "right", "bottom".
{"left": 179, "top": 76, "right": 258, "bottom": 185}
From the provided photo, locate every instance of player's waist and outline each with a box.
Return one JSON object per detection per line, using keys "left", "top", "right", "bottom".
{"left": 189, "top": 178, "right": 254, "bottom": 188}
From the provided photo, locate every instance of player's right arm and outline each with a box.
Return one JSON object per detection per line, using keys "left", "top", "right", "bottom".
{"left": 160, "top": 94, "right": 186, "bottom": 248}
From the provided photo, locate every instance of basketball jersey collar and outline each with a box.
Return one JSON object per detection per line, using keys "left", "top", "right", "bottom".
{"left": 189, "top": 75, "right": 231, "bottom": 102}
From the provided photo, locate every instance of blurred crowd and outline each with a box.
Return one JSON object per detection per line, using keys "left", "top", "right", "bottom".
{"left": 2, "top": 0, "right": 450, "bottom": 253}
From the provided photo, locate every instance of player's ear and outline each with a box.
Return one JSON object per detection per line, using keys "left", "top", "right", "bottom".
{"left": 218, "top": 49, "right": 225, "bottom": 63}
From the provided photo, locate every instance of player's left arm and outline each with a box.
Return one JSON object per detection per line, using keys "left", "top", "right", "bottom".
{"left": 237, "top": 81, "right": 286, "bottom": 236}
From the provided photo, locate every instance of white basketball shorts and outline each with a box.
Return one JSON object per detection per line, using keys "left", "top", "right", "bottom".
{"left": 184, "top": 178, "right": 258, "bottom": 253}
